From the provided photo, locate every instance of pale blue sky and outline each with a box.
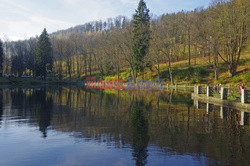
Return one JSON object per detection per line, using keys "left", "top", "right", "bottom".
{"left": 0, "top": 0, "right": 211, "bottom": 41}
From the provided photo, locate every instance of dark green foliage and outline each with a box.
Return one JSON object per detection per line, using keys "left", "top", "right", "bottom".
{"left": 11, "top": 55, "right": 25, "bottom": 77}
{"left": 175, "top": 67, "right": 206, "bottom": 79}
{"left": 10, "top": 41, "right": 26, "bottom": 77}
{"left": 161, "top": 67, "right": 206, "bottom": 83}
{"left": 132, "top": 0, "right": 151, "bottom": 72}
{"left": 0, "top": 40, "right": 3, "bottom": 77}
{"left": 9, "top": 40, "right": 36, "bottom": 77}
{"left": 35, "top": 28, "right": 53, "bottom": 79}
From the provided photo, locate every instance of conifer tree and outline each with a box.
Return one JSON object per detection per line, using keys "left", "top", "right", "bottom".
{"left": 35, "top": 28, "right": 53, "bottom": 79}
{"left": 0, "top": 39, "right": 3, "bottom": 77}
{"left": 132, "top": 0, "right": 151, "bottom": 77}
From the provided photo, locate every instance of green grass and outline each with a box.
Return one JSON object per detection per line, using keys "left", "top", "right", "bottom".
{"left": 212, "top": 91, "right": 241, "bottom": 102}
{"left": 103, "top": 54, "right": 250, "bottom": 86}
{"left": 0, "top": 77, "right": 10, "bottom": 84}
{"left": 213, "top": 92, "right": 220, "bottom": 98}
{"left": 232, "top": 72, "right": 250, "bottom": 84}
{"left": 227, "top": 93, "right": 241, "bottom": 102}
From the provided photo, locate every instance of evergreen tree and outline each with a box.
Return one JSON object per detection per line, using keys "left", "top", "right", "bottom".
{"left": 0, "top": 39, "right": 3, "bottom": 77}
{"left": 35, "top": 28, "right": 53, "bottom": 79}
{"left": 132, "top": 0, "right": 151, "bottom": 77}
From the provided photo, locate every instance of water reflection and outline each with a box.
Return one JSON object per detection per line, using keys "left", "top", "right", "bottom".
{"left": 0, "top": 89, "right": 2, "bottom": 123}
{"left": 195, "top": 101, "right": 250, "bottom": 126}
{"left": 0, "top": 87, "right": 249, "bottom": 166}
{"left": 34, "top": 88, "right": 53, "bottom": 138}
{"left": 131, "top": 100, "right": 149, "bottom": 166}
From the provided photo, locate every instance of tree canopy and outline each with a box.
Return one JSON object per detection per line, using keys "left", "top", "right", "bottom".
{"left": 132, "top": 0, "right": 151, "bottom": 77}
{"left": 35, "top": 28, "right": 53, "bottom": 79}
{"left": 0, "top": 39, "right": 3, "bottom": 77}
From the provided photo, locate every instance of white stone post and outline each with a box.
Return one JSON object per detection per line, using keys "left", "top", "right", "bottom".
{"left": 207, "top": 86, "right": 210, "bottom": 97}
{"left": 195, "top": 86, "right": 201, "bottom": 94}
{"left": 241, "top": 89, "right": 246, "bottom": 103}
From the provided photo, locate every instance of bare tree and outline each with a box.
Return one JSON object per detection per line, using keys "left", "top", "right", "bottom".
{"left": 212, "top": 0, "right": 248, "bottom": 77}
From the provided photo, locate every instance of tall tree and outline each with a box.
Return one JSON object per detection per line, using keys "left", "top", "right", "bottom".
{"left": 10, "top": 41, "right": 25, "bottom": 77}
{"left": 35, "top": 28, "right": 53, "bottom": 79}
{"left": 213, "top": 0, "right": 248, "bottom": 77}
{"left": 132, "top": 0, "right": 151, "bottom": 78}
{"left": 0, "top": 39, "right": 3, "bottom": 77}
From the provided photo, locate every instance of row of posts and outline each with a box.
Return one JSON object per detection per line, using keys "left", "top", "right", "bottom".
{"left": 194, "top": 86, "right": 249, "bottom": 104}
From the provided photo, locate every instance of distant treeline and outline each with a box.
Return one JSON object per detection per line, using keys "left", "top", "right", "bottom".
{"left": 0, "top": 0, "right": 249, "bottom": 82}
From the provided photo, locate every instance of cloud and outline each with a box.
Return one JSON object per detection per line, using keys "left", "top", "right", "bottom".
{"left": 0, "top": 0, "right": 210, "bottom": 41}
{"left": 0, "top": 0, "right": 72, "bottom": 40}
{"left": 120, "top": 0, "right": 137, "bottom": 6}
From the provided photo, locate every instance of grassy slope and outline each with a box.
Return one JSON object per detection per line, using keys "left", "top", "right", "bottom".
{"left": 105, "top": 52, "right": 250, "bottom": 87}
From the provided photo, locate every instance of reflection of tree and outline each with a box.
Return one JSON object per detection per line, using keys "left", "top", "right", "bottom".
{"left": 11, "top": 88, "right": 24, "bottom": 108}
{"left": 0, "top": 89, "right": 2, "bottom": 121}
{"left": 131, "top": 100, "right": 150, "bottom": 166}
{"left": 35, "top": 88, "right": 53, "bottom": 138}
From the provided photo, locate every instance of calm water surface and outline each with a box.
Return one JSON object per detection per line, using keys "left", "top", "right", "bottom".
{"left": 0, "top": 87, "right": 249, "bottom": 166}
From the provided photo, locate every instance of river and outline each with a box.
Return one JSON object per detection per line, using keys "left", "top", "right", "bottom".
{"left": 0, "top": 86, "right": 249, "bottom": 166}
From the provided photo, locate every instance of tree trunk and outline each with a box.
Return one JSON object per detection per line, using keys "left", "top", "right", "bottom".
{"left": 229, "top": 63, "right": 237, "bottom": 78}
{"left": 84, "top": 59, "right": 87, "bottom": 77}
{"left": 77, "top": 56, "right": 80, "bottom": 78}
{"left": 117, "top": 66, "right": 120, "bottom": 80}
{"left": 59, "top": 61, "right": 62, "bottom": 81}
{"left": 214, "top": 67, "right": 218, "bottom": 80}
{"left": 169, "top": 67, "right": 174, "bottom": 85}
{"left": 132, "top": 68, "right": 135, "bottom": 78}
{"left": 167, "top": 58, "right": 174, "bottom": 85}
{"left": 188, "top": 28, "right": 191, "bottom": 66}
{"left": 194, "top": 45, "right": 197, "bottom": 65}
{"left": 157, "top": 63, "right": 160, "bottom": 80}
{"left": 89, "top": 64, "right": 92, "bottom": 76}
{"left": 68, "top": 67, "right": 71, "bottom": 80}
{"left": 89, "top": 53, "right": 92, "bottom": 76}
{"left": 142, "top": 69, "right": 145, "bottom": 79}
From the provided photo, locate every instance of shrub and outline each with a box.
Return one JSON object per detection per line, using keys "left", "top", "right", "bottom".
{"left": 209, "top": 73, "right": 214, "bottom": 78}
{"left": 193, "top": 67, "right": 206, "bottom": 75}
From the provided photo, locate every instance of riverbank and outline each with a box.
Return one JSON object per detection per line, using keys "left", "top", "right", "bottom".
{"left": 0, "top": 77, "right": 83, "bottom": 87}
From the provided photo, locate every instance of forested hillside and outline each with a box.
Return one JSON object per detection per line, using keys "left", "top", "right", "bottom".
{"left": 0, "top": 0, "right": 249, "bottom": 85}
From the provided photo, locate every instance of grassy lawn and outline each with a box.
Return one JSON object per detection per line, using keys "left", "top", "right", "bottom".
{"left": 103, "top": 53, "right": 250, "bottom": 87}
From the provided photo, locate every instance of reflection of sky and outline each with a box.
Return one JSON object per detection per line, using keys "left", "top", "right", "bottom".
{"left": 0, "top": 124, "right": 210, "bottom": 166}
{"left": 0, "top": 0, "right": 211, "bottom": 40}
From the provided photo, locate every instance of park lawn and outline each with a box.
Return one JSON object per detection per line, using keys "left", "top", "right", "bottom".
{"left": 104, "top": 53, "right": 250, "bottom": 87}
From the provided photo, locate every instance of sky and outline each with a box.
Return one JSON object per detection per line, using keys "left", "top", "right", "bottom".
{"left": 0, "top": 0, "right": 211, "bottom": 41}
